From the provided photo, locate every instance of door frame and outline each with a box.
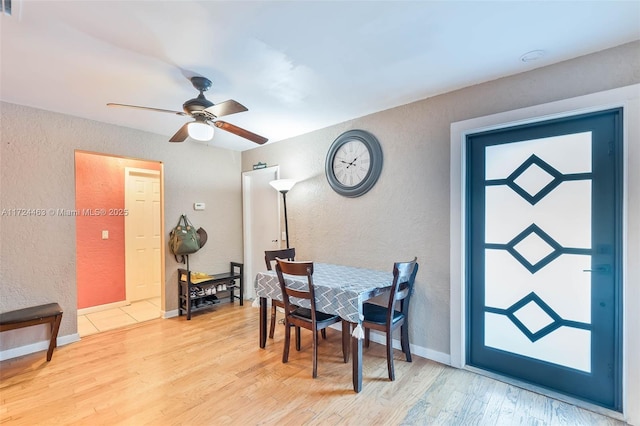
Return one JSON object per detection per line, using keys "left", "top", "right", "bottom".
{"left": 450, "top": 85, "right": 639, "bottom": 422}
{"left": 242, "top": 165, "right": 280, "bottom": 300}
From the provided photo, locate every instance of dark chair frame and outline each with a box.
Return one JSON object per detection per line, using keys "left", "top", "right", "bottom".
{"left": 264, "top": 248, "right": 296, "bottom": 338}
{"left": 363, "top": 257, "right": 418, "bottom": 381}
{"left": 275, "top": 259, "right": 347, "bottom": 378}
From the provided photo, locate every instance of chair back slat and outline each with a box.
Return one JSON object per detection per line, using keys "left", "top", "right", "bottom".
{"left": 276, "top": 258, "right": 313, "bottom": 276}
{"left": 274, "top": 259, "right": 317, "bottom": 313}
{"left": 284, "top": 288, "right": 312, "bottom": 302}
{"left": 388, "top": 257, "right": 419, "bottom": 320}
{"left": 395, "top": 282, "right": 411, "bottom": 301}
{"left": 265, "top": 248, "right": 296, "bottom": 271}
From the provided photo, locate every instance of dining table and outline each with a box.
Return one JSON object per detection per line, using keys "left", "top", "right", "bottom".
{"left": 254, "top": 262, "right": 393, "bottom": 392}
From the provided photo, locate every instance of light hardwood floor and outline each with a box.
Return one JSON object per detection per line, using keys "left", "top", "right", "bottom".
{"left": 0, "top": 303, "right": 626, "bottom": 425}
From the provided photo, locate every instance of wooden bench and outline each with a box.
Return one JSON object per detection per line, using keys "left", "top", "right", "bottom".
{"left": 0, "top": 303, "right": 63, "bottom": 361}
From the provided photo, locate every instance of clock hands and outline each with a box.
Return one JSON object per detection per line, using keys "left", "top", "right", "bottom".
{"left": 340, "top": 156, "right": 359, "bottom": 168}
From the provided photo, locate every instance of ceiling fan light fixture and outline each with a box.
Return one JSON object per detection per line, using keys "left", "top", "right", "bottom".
{"left": 187, "top": 121, "right": 214, "bottom": 141}
{"left": 108, "top": 75, "right": 266, "bottom": 144}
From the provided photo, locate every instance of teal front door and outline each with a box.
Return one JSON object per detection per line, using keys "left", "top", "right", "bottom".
{"left": 466, "top": 108, "right": 622, "bottom": 410}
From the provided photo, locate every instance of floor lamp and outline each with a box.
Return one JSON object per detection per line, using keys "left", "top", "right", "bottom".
{"left": 269, "top": 179, "right": 296, "bottom": 248}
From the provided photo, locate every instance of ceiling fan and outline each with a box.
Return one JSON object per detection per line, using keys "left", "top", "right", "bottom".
{"left": 107, "top": 76, "right": 268, "bottom": 145}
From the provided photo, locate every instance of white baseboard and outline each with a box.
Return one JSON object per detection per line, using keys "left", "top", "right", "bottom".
{"left": 250, "top": 299, "right": 452, "bottom": 365}
{"left": 327, "top": 323, "right": 451, "bottom": 366}
{"left": 0, "top": 321, "right": 451, "bottom": 370}
{"left": 0, "top": 333, "right": 80, "bottom": 361}
{"left": 365, "top": 330, "right": 451, "bottom": 366}
{"left": 163, "top": 309, "right": 179, "bottom": 319}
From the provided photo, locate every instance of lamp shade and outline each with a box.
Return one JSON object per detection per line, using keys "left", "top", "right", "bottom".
{"left": 188, "top": 121, "right": 214, "bottom": 141}
{"left": 269, "top": 179, "right": 296, "bottom": 193}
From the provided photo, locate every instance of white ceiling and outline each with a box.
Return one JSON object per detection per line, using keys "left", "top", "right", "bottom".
{"left": 1, "top": 1, "right": 639, "bottom": 151}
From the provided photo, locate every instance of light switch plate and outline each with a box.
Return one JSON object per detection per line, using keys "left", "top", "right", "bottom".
{"left": 102, "top": 230, "right": 109, "bottom": 240}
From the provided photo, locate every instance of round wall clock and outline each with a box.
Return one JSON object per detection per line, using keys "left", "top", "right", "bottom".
{"left": 325, "top": 129, "right": 383, "bottom": 197}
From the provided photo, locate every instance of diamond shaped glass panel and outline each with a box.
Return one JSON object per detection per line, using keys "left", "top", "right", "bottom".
{"left": 504, "top": 292, "right": 563, "bottom": 342}
{"left": 505, "top": 155, "right": 563, "bottom": 205}
{"left": 505, "top": 224, "right": 563, "bottom": 273}
{"left": 512, "top": 232, "right": 556, "bottom": 267}
{"left": 513, "top": 300, "right": 555, "bottom": 335}
{"left": 512, "top": 163, "right": 556, "bottom": 198}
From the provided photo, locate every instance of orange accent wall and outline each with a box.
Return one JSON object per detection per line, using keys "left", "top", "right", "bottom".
{"left": 75, "top": 152, "right": 161, "bottom": 309}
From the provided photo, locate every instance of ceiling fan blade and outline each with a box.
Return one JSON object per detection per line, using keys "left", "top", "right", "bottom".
{"left": 214, "top": 121, "right": 268, "bottom": 144}
{"left": 107, "top": 103, "right": 187, "bottom": 116}
{"left": 169, "top": 123, "right": 190, "bottom": 142}
{"left": 204, "top": 100, "right": 248, "bottom": 118}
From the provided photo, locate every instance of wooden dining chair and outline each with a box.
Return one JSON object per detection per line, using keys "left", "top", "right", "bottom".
{"left": 363, "top": 257, "right": 418, "bottom": 381}
{"left": 275, "top": 258, "right": 347, "bottom": 378}
{"left": 264, "top": 248, "right": 296, "bottom": 339}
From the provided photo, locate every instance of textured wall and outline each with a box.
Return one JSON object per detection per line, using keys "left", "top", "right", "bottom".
{"left": 0, "top": 41, "right": 637, "bottom": 360}
{"left": 0, "top": 107, "right": 243, "bottom": 350}
{"left": 241, "top": 41, "right": 640, "bottom": 356}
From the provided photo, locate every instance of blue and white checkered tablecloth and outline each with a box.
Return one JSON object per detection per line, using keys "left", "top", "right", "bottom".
{"left": 254, "top": 263, "right": 392, "bottom": 327}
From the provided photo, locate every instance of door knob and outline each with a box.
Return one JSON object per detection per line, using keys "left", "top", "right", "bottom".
{"left": 582, "top": 265, "right": 611, "bottom": 273}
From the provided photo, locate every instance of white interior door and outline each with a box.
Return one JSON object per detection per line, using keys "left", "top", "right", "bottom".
{"left": 242, "top": 166, "right": 281, "bottom": 300}
{"left": 125, "top": 168, "right": 161, "bottom": 302}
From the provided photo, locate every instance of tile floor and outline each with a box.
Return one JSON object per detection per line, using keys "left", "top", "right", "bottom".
{"left": 77, "top": 298, "right": 161, "bottom": 337}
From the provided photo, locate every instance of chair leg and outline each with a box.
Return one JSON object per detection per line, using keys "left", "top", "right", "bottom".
{"left": 282, "top": 323, "right": 291, "bottom": 363}
{"left": 269, "top": 304, "right": 277, "bottom": 339}
{"left": 321, "top": 329, "right": 327, "bottom": 339}
{"left": 295, "top": 326, "right": 301, "bottom": 351}
{"left": 312, "top": 326, "right": 318, "bottom": 378}
{"left": 386, "top": 330, "right": 395, "bottom": 381}
{"left": 401, "top": 323, "right": 412, "bottom": 362}
{"left": 364, "top": 327, "right": 370, "bottom": 348}
{"left": 47, "top": 313, "right": 63, "bottom": 362}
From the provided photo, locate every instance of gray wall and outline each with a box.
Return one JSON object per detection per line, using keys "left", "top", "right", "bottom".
{"left": 241, "top": 41, "right": 640, "bottom": 357}
{"left": 0, "top": 41, "right": 638, "bottom": 359}
{"left": 0, "top": 105, "right": 243, "bottom": 349}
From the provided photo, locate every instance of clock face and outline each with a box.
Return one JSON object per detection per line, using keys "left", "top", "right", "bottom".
{"left": 325, "top": 130, "right": 383, "bottom": 198}
{"left": 331, "top": 140, "right": 371, "bottom": 187}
